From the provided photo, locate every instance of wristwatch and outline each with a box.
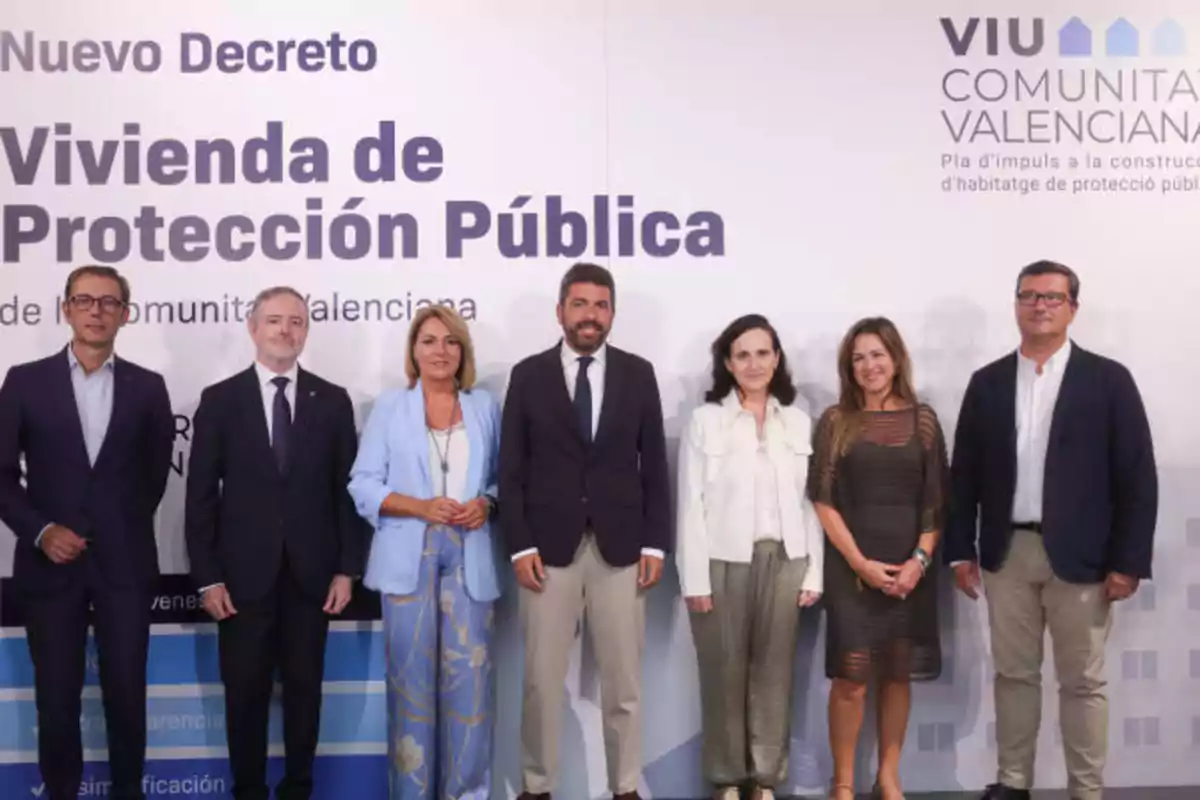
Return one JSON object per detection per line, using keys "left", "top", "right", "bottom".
{"left": 912, "top": 547, "right": 931, "bottom": 574}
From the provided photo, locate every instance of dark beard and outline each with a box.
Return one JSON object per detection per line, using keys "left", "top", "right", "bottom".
{"left": 564, "top": 324, "right": 607, "bottom": 354}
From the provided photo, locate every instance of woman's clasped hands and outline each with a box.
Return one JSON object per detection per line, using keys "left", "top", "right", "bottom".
{"left": 856, "top": 558, "right": 923, "bottom": 600}
{"left": 422, "top": 496, "right": 489, "bottom": 530}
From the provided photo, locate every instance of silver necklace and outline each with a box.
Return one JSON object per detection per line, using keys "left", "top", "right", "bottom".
{"left": 427, "top": 394, "right": 460, "bottom": 495}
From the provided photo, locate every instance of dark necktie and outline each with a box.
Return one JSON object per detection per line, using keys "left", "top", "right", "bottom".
{"left": 574, "top": 355, "right": 593, "bottom": 445}
{"left": 271, "top": 376, "right": 291, "bottom": 471}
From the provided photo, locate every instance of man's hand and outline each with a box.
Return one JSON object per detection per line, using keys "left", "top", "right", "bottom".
{"left": 449, "top": 498, "right": 489, "bottom": 530}
{"left": 514, "top": 553, "right": 546, "bottom": 592}
{"left": 423, "top": 497, "right": 464, "bottom": 525}
{"left": 201, "top": 585, "right": 237, "bottom": 621}
{"left": 685, "top": 595, "right": 713, "bottom": 613}
{"left": 1104, "top": 571, "right": 1139, "bottom": 602}
{"left": 323, "top": 574, "right": 353, "bottom": 615}
{"left": 638, "top": 554, "right": 663, "bottom": 589}
{"left": 798, "top": 590, "right": 822, "bottom": 608}
{"left": 953, "top": 561, "right": 982, "bottom": 600}
{"left": 39, "top": 524, "right": 87, "bottom": 564}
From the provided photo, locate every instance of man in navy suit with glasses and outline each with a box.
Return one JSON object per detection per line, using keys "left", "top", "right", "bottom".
{"left": 0, "top": 265, "right": 174, "bottom": 800}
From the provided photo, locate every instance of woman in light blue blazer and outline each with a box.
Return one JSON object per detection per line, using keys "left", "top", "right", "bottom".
{"left": 348, "top": 304, "right": 501, "bottom": 800}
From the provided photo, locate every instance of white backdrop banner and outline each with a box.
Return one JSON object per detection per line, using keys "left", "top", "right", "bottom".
{"left": 2, "top": 1, "right": 1198, "bottom": 797}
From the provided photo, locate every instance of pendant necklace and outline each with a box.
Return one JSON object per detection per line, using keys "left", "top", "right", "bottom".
{"left": 427, "top": 394, "right": 460, "bottom": 497}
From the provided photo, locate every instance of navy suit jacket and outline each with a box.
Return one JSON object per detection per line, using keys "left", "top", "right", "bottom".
{"left": 944, "top": 342, "right": 1158, "bottom": 583}
{"left": 184, "top": 366, "right": 366, "bottom": 605}
{"left": 498, "top": 343, "right": 671, "bottom": 568}
{"left": 0, "top": 347, "right": 174, "bottom": 593}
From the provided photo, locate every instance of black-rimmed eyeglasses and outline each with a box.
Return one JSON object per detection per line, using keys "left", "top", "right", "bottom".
{"left": 1016, "top": 290, "right": 1069, "bottom": 308}
{"left": 67, "top": 294, "right": 126, "bottom": 312}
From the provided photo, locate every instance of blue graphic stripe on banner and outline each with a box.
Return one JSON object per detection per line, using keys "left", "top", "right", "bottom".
{"left": 0, "top": 629, "right": 383, "bottom": 688}
{"left": 0, "top": 755, "right": 387, "bottom": 799}
{"left": 0, "top": 691, "right": 385, "bottom": 751}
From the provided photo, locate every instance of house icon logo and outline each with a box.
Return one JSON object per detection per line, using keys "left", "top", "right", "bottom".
{"left": 942, "top": 16, "right": 1190, "bottom": 58}
{"left": 1059, "top": 17, "right": 1187, "bottom": 57}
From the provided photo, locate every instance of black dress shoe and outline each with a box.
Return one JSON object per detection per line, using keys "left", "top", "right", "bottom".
{"left": 980, "top": 784, "right": 1031, "bottom": 800}
{"left": 517, "top": 794, "right": 550, "bottom": 800}
{"left": 613, "top": 793, "right": 641, "bottom": 800}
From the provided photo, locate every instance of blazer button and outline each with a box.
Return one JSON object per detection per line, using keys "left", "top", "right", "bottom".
{"left": 581, "top": 496, "right": 588, "bottom": 504}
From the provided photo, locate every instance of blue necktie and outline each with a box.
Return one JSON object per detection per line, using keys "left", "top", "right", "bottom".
{"left": 574, "top": 356, "right": 593, "bottom": 445}
{"left": 271, "top": 376, "right": 291, "bottom": 471}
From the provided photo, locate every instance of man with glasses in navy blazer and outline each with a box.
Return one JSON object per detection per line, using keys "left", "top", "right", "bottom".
{"left": 0, "top": 265, "right": 174, "bottom": 800}
{"left": 946, "top": 260, "right": 1158, "bottom": 800}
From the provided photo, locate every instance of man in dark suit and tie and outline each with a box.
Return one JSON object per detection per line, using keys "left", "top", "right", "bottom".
{"left": 945, "top": 260, "right": 1158, "bottom": 800}
{"left": 500, "top": 262, "right": 671, "bottom": 800}
{"left": 0, "top": 265, "right": 174, "bottom": 800}
{"left": 185, "top": 286, "right": 365, "bottom": 800}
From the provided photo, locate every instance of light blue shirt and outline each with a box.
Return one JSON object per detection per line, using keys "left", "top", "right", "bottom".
{"left": 36, "top": 346, "right": 115, "bottom": 546}
{"left": 348, "top": 382, "right": 503, "bottom": 602}
{"left": 67, "top": 345, "right": 116, "bottom": 465}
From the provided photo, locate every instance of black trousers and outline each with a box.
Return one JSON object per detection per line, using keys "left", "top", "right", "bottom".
{"left": 24, "top": 569, "right": 151, "bottom": 800}
{"left": 218, "top": 561, "right": 330, "bottom": 800}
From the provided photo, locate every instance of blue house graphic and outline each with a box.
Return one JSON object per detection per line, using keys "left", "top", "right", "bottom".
{"left": 1059, "top": 17, "right": 1092, "bottom": 56}
{"left": 1152, "top": 19, "right": 1186, "bottom": 56}
{"left": 1106, "top": 18, "right": 1139, "bottom": 56}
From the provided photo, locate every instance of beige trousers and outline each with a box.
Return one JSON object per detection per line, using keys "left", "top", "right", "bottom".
{"left": 689, "top": 541, "right": 808, "bottom": 788}
{"left": 518, "top": 535, "right": 646, "bottom": 795}
{"left": 983, "top": 530, "right": 1114, "bottom": 800}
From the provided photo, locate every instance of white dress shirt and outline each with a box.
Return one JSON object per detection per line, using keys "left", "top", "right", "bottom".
{"left": 674, "top": 392, "right": 825, "bottom": 597}
{"left": 561, "top": 339, "right": 605, "bottom": 438}
{"left": 1012, "top": 339, "right": 1071, "bottom": 522}
{"left": 200, "top": 360, "right": 299, "bottom": 594}
{"left": 949, "top": 339, "right": 1072, "bottom": 568}
{"left": 510, "top": 340, "right": 664, "bottom": 562}
{"left": 255, "top": 360, "right": 298, "bottom": 438}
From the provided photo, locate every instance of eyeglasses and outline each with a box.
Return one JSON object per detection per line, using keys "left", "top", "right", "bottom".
{"left": 68, "top": 294, "right": 126, "bottom": 313}
{"left": 1016, "top": 290, "right": 1069, "bottom": 308}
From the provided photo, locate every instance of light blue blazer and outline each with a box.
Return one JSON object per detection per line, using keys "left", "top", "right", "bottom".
{"left": 347, "top": 381, "right": 502, "bottom": 603}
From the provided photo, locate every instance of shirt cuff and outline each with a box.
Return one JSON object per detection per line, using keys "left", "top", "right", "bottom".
{"left": 800, "top": 572, "right": 823, "bottom": 595}
{"left": 198, "top": 583, "right": 224, "bottom": 595}
{"left": 949, "top": 560, "right": 972, "bottom": 567}
{"left": 510, "top": 548, "right": 538, "bottom": 562}
{"left": 641, "top": 548, "right": 665, "bottom": 559}
{"left": 34, "top": 523, "right": 53, "bottom": 548}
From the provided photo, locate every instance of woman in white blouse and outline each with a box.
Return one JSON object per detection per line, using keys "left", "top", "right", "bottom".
{"left": 676, "top": 314, "right": 825, "bottom": 800}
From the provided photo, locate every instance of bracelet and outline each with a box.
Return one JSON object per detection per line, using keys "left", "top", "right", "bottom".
{"left": 912, "top": 547, "right": 930, "bottom": 574}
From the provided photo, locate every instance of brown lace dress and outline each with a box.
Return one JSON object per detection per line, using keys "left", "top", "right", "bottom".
{"left": 807, "top": 404, "right": 947, "bottom": 683}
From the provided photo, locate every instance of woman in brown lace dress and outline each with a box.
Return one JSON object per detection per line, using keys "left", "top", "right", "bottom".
{"left": 807, "top": 317, "right": 948, "bottom": 800}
